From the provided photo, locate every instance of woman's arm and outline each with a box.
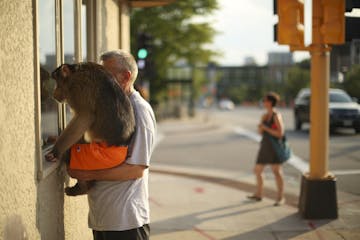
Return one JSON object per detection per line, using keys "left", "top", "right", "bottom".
{"left": 67, "top": 163, "right": 147, "bottom": 181}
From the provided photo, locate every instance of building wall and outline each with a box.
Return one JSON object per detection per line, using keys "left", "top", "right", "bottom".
{"left": 98, "top": 0, "right": 120, "bottom": 54}
{"left": 97, "top": 0, "right": 131, "bottom": 56}
{"left": 120, "top": 1, "right": 131, "bottom": 51}
{"left": 0, "top": 0, "right": 130, "bottom": 239}
{"left": 0, "top": 0, "right": 39, "bottom": 239}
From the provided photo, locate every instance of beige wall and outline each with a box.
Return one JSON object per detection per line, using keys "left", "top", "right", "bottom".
{"left": 98, "top": 0, "right": 120, "bottom": 55}
{"left": 120, "top": 1, "right": 131, "bottom": 51}
{"left": 95, "top": 0, "right": 131, "bottom": 59}
{"left": 0, "top": 0, "right": 131, "bottom": 239}
{"left": 0, "top": 0, "right": 39, "bottom": 239}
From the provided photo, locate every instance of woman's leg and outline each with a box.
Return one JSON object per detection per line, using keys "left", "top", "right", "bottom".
{"left": 271, "top": 164, "right": 284, "bottom": 202}
{"left": 253, "top": 164, "right": 265, "bottom": 198}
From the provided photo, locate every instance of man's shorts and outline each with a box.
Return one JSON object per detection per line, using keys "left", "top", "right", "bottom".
{"left": 69, "top": 142, "right": 128, "bottom": 170}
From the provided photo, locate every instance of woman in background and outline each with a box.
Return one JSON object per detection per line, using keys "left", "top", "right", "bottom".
{"left": 248, "top": 92, "right": 285, "bottom": 206}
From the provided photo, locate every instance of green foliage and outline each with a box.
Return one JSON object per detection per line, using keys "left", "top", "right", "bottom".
{"left": 343, "top": 64, "right": 360, "bottom": 98}
{"left": 224, "top": 86, "right": 249, "bottom": 104}
{"left": 297, "top": 58, "right": 310, "bottom": 70}
{"left": 130, "top": 0, "right": 219, "bottom": 104}
{"left": 283, "top": 61, "right": 310, "bottom": 102}
{"left": 192, "top": 68, "right": 208, "bottom": 99}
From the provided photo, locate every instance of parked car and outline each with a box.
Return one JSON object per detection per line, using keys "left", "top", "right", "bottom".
{"left": 294, "top": 88, "right": 360, "bottom": 133}
{"left": 218, "top": 98, "right": 235, "bottom": 110}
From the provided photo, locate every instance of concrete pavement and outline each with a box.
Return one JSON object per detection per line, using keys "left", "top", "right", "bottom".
{"left": 149, "top": 115, "right": 360, "bottom": 240}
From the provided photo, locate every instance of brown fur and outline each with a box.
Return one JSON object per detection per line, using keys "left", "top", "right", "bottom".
{"left": 50, "top": 62, "right": 135, "bottom": 158}
{"left": 47, "top": 62, "right": 136, "bottom": 196}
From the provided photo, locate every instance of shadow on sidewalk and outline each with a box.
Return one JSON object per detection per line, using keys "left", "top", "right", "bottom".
{"left": 151, "top": 202, "right": 273, "bottom": 236}
{"left": 221, "top": 213, "right": 333, "bottom": 240}
{"left": 152, "top": 209, "right": 333, "bottom": 240}
{"left": 151, "top": 170, "right": 299, "bottom": 207}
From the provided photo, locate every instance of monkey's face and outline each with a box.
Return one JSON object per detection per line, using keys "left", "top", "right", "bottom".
{"left": 53, "top": 79, "right": 67, "bottom": 103}
{"left": 51, "top": 64, "right": 76, "bottom": 103}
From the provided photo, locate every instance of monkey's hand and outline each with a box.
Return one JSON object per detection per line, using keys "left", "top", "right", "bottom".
{"left": 45, "top": 149, "right": 60, "bottom": 162}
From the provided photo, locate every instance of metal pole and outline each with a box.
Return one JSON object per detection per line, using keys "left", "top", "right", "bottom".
{"left": 309, "top": 45, "right": 330, "bottom": 179}
{"left": 299, "top": 0, "right": 338, "bottom": 219}
{"left": 309, "top": 0, "right": 330, "bottom": 179}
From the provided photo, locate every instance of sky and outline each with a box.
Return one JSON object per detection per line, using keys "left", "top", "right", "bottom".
{"left": 204, "top": 0, "right": 360, "bottom": 66}
{"left": 203, "top": 0, "right": 310, "bottom": 66}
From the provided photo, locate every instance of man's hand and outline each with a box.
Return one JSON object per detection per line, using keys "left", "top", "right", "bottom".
{"left": 67, "top": 167, "right": 95, "bottom": 181}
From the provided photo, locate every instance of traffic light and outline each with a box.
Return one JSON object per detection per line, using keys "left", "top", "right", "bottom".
{"left": 319, "top": 0, "right": 360, "bottom": 44}
{"left": 320, "top": 0, "right": 345, "bottom": 44}
{"left": 137, "top": 48, "right": 148, "bottom": 59}
{"left": 275, "top": 0, "right": 304, "bottom": 46}
{"left": 136, "top": 32, "right": 152, "bottom": 69}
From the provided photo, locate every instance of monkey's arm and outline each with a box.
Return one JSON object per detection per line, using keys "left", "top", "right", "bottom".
{"left": 48, "top": 112, "right": 94, "bottom": 160}
{"left": 67, "top": 163, "right": 147, "bottom": 181}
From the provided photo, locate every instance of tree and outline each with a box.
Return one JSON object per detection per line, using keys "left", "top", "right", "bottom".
{"left": 283, "top": 59, "right": 310, "bottom": 104}
{"left": 343, "top": 64, "right": 360, "bottom": 99}
{"left": 130, "top": 0, "right": 219, "bottom": 108}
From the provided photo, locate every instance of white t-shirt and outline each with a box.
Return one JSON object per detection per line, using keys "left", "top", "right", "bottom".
{"left": 87, "top": 90, "right": 156, "bottom": 231}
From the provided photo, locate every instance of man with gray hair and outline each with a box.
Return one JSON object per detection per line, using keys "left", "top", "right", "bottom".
{"left": 69, "top": 49, "right": 156, "bottom": 240}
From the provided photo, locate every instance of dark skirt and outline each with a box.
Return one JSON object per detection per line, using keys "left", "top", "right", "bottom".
{"left": 256, "top": 134, "right": 282, "bottom": 164}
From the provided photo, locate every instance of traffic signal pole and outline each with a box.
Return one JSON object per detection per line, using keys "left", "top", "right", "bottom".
{"left": 309, "top": 46, "right": 330, "bottom": 178}
{"left": 309, "top": 1, "right": 330, "bottom": 179}
{"left": 275, "top": 0, "right": 359, "bottom": 219}
{"left": 298, "top": 0, "right": 338, "bottom": 219}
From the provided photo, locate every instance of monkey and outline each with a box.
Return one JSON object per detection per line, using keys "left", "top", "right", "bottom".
{"left": 45, "top": 62, "right": 136, "bottom": 196}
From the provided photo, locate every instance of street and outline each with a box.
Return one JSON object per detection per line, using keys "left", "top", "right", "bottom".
{"left": 152, "top": 106, "right": 360, "bottom": 196}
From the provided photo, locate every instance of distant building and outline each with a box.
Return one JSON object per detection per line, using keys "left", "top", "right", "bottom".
{"left": 267, "top": 52, "right": 295, "bottom": 93}
{"left": 267, "top": 52, "right": 294, "bottom": 66}
{"left": 330, "top": 40, "right": 360, "bottom": 82}
{"left": 216, "top": 65, "right": 268, "bottom": 102}
{"left": 244, "top": 56, "right": 257, "bottom": 66}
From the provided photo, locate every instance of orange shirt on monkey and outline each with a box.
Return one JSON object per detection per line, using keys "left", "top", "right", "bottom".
{"left": 70, "top": 143, "right": 128, "bottom": 170}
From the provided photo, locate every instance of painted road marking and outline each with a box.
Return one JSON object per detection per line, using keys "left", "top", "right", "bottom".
{"left": 332, "top": 170, "right": 360, "bottom": 175}
{"left": 234, "top": 126, "right": 360, "bottom": 176}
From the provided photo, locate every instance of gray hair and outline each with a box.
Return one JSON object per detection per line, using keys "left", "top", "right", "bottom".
{"left": 100, "top": 49, "right": 138, "bottom": 83}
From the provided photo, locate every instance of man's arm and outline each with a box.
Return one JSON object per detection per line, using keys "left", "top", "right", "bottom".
{"left": 67, "top": 163, "right": 147, "bottom": 181}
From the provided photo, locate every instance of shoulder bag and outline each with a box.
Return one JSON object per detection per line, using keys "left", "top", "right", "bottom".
{"left": 266, "top": 133, "right": 292, "bottom": 163}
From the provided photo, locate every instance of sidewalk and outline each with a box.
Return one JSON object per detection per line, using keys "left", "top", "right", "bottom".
{"left": 149, "top": 115, "right": 360, "bottom": 240}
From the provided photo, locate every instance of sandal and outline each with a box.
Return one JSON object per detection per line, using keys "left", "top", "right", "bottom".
{"left": 273, "top": 198, "right": 285, "bottom": 206}
{"left": 247, "top": 195, "right": 262, "bottom": 201}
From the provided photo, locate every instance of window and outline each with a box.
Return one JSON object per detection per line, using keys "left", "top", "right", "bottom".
{"left": 330, "top": 92, "right": 352, "bottom": 103}
{"left": 64, "top": 0, "right": 76, "bottom": 64}
{"left": 39, "top": 0, "right": 58, "bottom": 150}
{"left": 36, "top": 0, "right": 84, "bottom": 180}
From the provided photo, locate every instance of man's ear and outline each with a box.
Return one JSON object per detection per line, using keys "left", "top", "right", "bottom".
{"left": 61, "top": 64, "right": 72, "bottom": 78}
{"left": 123, "top": 70, "right": 131, "bottom": 82}
{"left": 115, "top": 70, "right": 131, "bottom": 84}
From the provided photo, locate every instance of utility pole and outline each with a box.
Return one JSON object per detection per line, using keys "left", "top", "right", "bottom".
{"left": 298, "top": 0, "right": 341, "bottom": 219}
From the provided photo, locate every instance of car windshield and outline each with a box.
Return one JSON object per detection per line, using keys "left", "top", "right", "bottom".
{"left": 329, "top": 92, "right": 352, "bottom": 103}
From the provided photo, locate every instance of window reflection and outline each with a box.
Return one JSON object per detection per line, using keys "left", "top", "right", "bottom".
{"left": 82, "top": 3, "right": 87, "bottom": 61}
{"left": 63, "top": 0, "right": 76, "bottom": 123}
{"left": 64, "top": 0, "right": 75, "bottom": 64}
{"left": 39, "top": 0, "right": 59, "bottom": 148}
